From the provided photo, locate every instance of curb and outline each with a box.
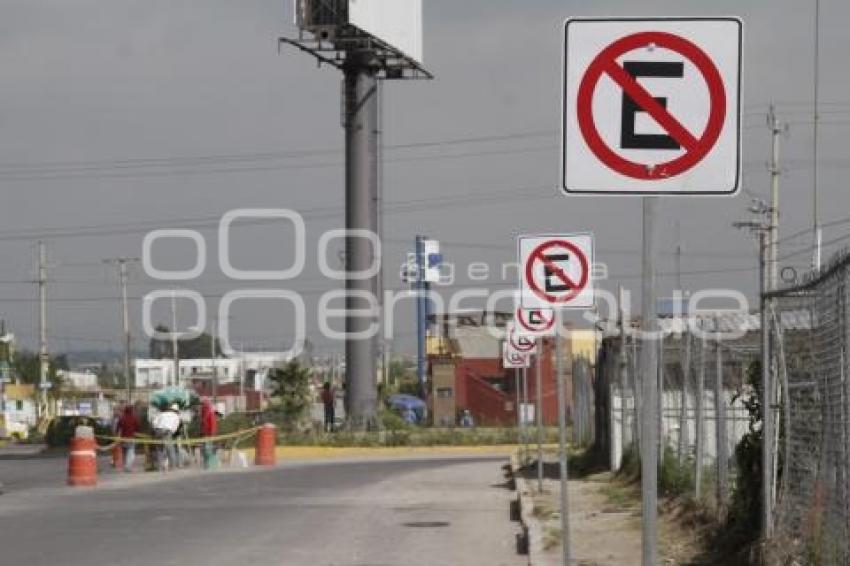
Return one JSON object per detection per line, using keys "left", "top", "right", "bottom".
{"left": 510, "top": 451, "right": 554, "bottom": 566}
{"left": 510, "top": 452, "right": 539, "bottom": 566}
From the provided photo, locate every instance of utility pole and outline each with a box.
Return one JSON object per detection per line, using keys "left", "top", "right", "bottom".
{"left": 618, "top": 285, "right": 628, "bottom": 469}
{"left": 104, "top": 257, "right": 139, "bottom": 402}
{"left": 640, "top": 197, "right": 659, "bottom": 566}
{"left": 813, "top": 0, "right": 822, "bottom": 270}
{"left": 734, "top": 213, "right": 772, "bottom": 539}
{"left": 170, "top": 292, "right": 179, "bottom": 388}
{"left": 768, "top": 105, "right": 784, "bottom": 291}
{"left": 37, "top": 241, "right": 49, "bottom": 420}
{"left": 759, "top": 229, "right": 772, "bottom": 536}
{"left": 211, "top": 317, "right": 218, "bottom": 404}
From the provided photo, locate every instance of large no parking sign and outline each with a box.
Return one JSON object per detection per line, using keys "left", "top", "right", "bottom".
{"left": 562, "top": 18, "right": 742, "bottom": 195}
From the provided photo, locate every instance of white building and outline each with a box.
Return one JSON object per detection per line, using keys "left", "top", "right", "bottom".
{"left": 134, "top": 356, "right": 287, "bottom": 392}
{"left": 57, "top": 369, "right": 99, "bottom": 391}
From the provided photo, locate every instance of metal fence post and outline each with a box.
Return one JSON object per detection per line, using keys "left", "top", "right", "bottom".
{"left": 694, "top": 334, "right": 706, "bottom": 500}
{"left": 715, "top": 340, "right": 729, "bottom": 513}
{"left": 679, "top": 330, "right": 691, "bottom": 463}
{"left": 658, "top": 333, "right": 665, "bottom": 470}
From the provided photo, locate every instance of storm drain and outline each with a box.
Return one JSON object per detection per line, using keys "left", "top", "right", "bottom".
{"left": 402, "top": 521, "right": 450, "bottom": 528}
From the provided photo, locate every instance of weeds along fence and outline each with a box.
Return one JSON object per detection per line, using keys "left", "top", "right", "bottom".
{"left": 769, "top": 251, "right": 850, "bottom": 563}
{"left": 595, "top": 317, "right": 759, "bottom": 512}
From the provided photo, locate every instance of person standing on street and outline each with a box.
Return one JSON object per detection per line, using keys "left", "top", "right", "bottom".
{"left": 152, "top": 404, "right": 181, "bottom": 471}
{"left": 321, "top": 382, "right": 335, "bottom": 433}
{"left": 116, "top": 405, "right": 139, "bottom": 473}
{"left": 200, "top": 398, "right": 218, "bottom": 469}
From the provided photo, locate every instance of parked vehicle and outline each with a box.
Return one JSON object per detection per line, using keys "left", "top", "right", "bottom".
{"left": 45, "top": 415, "right": 110, "bottom": 448}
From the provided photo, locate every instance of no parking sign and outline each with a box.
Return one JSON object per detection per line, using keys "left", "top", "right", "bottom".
{"left": 562, "top": 18, "right": 742, "bottom": 195}
{"left": 518, "top": 234, "right": 594, "bottom": 310}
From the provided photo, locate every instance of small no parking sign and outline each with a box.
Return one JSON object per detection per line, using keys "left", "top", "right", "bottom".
{"left": 562, "top": 18, "right": 742, "bottom": 195}
{"left": 518, "top": 234, "right": 594, "bottom": 310}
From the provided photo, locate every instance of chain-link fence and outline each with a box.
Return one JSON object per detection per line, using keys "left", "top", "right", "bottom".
{"left": 770, "top": 252, "right": 850, "bottom": 563}
{"left": 596, "top": 321, "right": 759, "bottom": 513}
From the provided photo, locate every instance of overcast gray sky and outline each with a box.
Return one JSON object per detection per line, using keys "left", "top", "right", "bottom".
{"left": 0, "top": 0, "right": 844, "bottom": 357}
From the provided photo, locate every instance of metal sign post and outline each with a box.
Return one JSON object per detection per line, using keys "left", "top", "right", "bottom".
{"left": 561, "top": 18, "right": 743, "bottom": 564}
{"left": 639, "top": 197, "right": 660, "bottom": 565}
{"left": 536, "top": 337, "right": 545, "bottom": 494}
{"left": 555, "top": 308, "right": 571, "bottom": 565}
{"left": 522, "top": 365, "right": 530, "bottom": 464}
{"left": 518, "top": 233, "right": 594, "bottom": 564}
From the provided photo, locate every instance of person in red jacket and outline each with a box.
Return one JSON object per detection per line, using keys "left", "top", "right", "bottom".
{"left": 200, "top": 399, "right": 218, "bottom": 469}
{"left": 116, "top": 405, "right": 139, "bottom": 472}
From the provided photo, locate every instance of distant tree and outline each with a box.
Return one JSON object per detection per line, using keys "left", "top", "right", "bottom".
{"left": 12, "top": 350, "right": 66, "bottom": 390}
{"left": 268, "top": 360, "right": 312, "bottom": 431}
{"left": 149, "top": 325, "right": 222, "bottom": 360}
{"left": 96, "top": 363, "right": 126, "bottom": 390}
{"left": 389, "top": 360, "right": 411, "bottom": 383}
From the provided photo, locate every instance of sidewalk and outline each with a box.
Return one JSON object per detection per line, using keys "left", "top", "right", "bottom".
{"left": 516, "top": 454, "right": 704, "bottom": 565}
{"left": 520, "top": 470, "right": 641, "bottom": 565}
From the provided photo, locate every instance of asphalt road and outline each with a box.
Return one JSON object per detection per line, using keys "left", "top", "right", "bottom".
{"left": 0, "top": 455, "right": 525, "bottom": 566}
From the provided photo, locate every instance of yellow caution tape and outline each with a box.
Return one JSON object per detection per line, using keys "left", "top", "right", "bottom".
{"left": 96, "top": 426, "right": 263, "bottom": 447}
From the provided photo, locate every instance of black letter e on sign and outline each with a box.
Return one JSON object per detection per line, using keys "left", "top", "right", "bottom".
{"left": 620, "top": 61, "right": 684, "bottom": 150}
{"left": 544, "top": 254, "right": 572, "bottom": 293}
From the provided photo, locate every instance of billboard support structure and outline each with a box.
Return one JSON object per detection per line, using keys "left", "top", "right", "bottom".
{"left": 281, "top": 2, "right": 431, "bottom": 429}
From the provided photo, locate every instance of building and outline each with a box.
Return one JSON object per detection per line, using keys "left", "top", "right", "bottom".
{"left": 427, "top": 311, "right": 588, "bottom": 427}
{"left": 2, "top": 383, "right": 37, "bottom": 431}
{"left": 57, "top": 369, "right": 99, "bottom": 391}
{"left": 134, "top": 356, "right": 289, "bottom": 411}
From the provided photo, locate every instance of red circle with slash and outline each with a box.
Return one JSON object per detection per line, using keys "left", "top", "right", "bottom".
{"left": 525, "top": 240, "right": 589, "bottom": 305}
{"left": 516, "top": 307, "right": 555, "bottom": 334}
{"left": 576, "top": 31, "right": 726, "bottom": 180}
{"left": 509, "top": 326, "right": 537, "bottom": 352}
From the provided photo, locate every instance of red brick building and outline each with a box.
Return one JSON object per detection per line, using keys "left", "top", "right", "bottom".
{"left": 428, "top": 312, "right": 577, "bottom": 427}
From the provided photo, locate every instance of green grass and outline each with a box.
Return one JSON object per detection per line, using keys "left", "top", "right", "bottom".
{"left": 277, "top": 426, "right": 562, "bottom": 448}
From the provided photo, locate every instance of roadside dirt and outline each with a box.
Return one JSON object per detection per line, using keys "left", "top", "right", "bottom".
{"left": 525, "top": 471, "right": 706, "bottom": 565}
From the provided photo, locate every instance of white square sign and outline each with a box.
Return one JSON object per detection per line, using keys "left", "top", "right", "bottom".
{"left": 502, "top": 342, "right": 529, "bottom": 369}
{"left": 518, "top": 234, "right": 594, "bottom": 310}
{"left": 562, "top": 18, "right": 742, "bottom": 195}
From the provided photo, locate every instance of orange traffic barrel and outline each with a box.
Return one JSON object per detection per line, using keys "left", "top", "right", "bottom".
{"left": 68, "top": 426, "right": 98, "bottom": 487}
{"left": 254, "top": 423, "right": 277, "bottom": 466}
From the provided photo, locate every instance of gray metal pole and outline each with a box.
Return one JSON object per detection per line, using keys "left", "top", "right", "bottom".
{"left": 171, "top": 292, "right": 179, "bottom": 388}
{"left": 658, "top": 333, "right": 665, "bottom": 469}
{"left": 536, "top": 338, "right": 545, "bottom": 493}
{"left": 120, "top": 261, "right": 131, "bottom": 402}
{"left": 678, "top": 329, "right": 691, "bottom": 463}
{"left": 344, "top": 54, "right": 379, "bottom": 429}
{"left": 522, "top": 364, "right": 529, "bottom": 464}
{"left": 694, "top": 334, "right": 706, "bottom": 500}
{"left": 515, "top": 368, "right": 522, "bottom": 441}
{"left": 640, "top": 197, "right": 659, "bottom": 566}
{"left": 768, "top": 105, "right": 782, "bottom": 292}
{"left": 760, "top": 230, "right": 773, "bottom": 536}
{"left": 38, "top": 241, "right": 48, "bottom": 420}
{"left": 618, "top": 285, "right": 628, "bottom": 467}
{"left": 555, "top": 309, "right": 571, "bottom": 564}
{"left": 715, "top": 340, "right": 729, "bottom": 512}
{"left": 211, "top": 317, "right": 218, "bottom": 405}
